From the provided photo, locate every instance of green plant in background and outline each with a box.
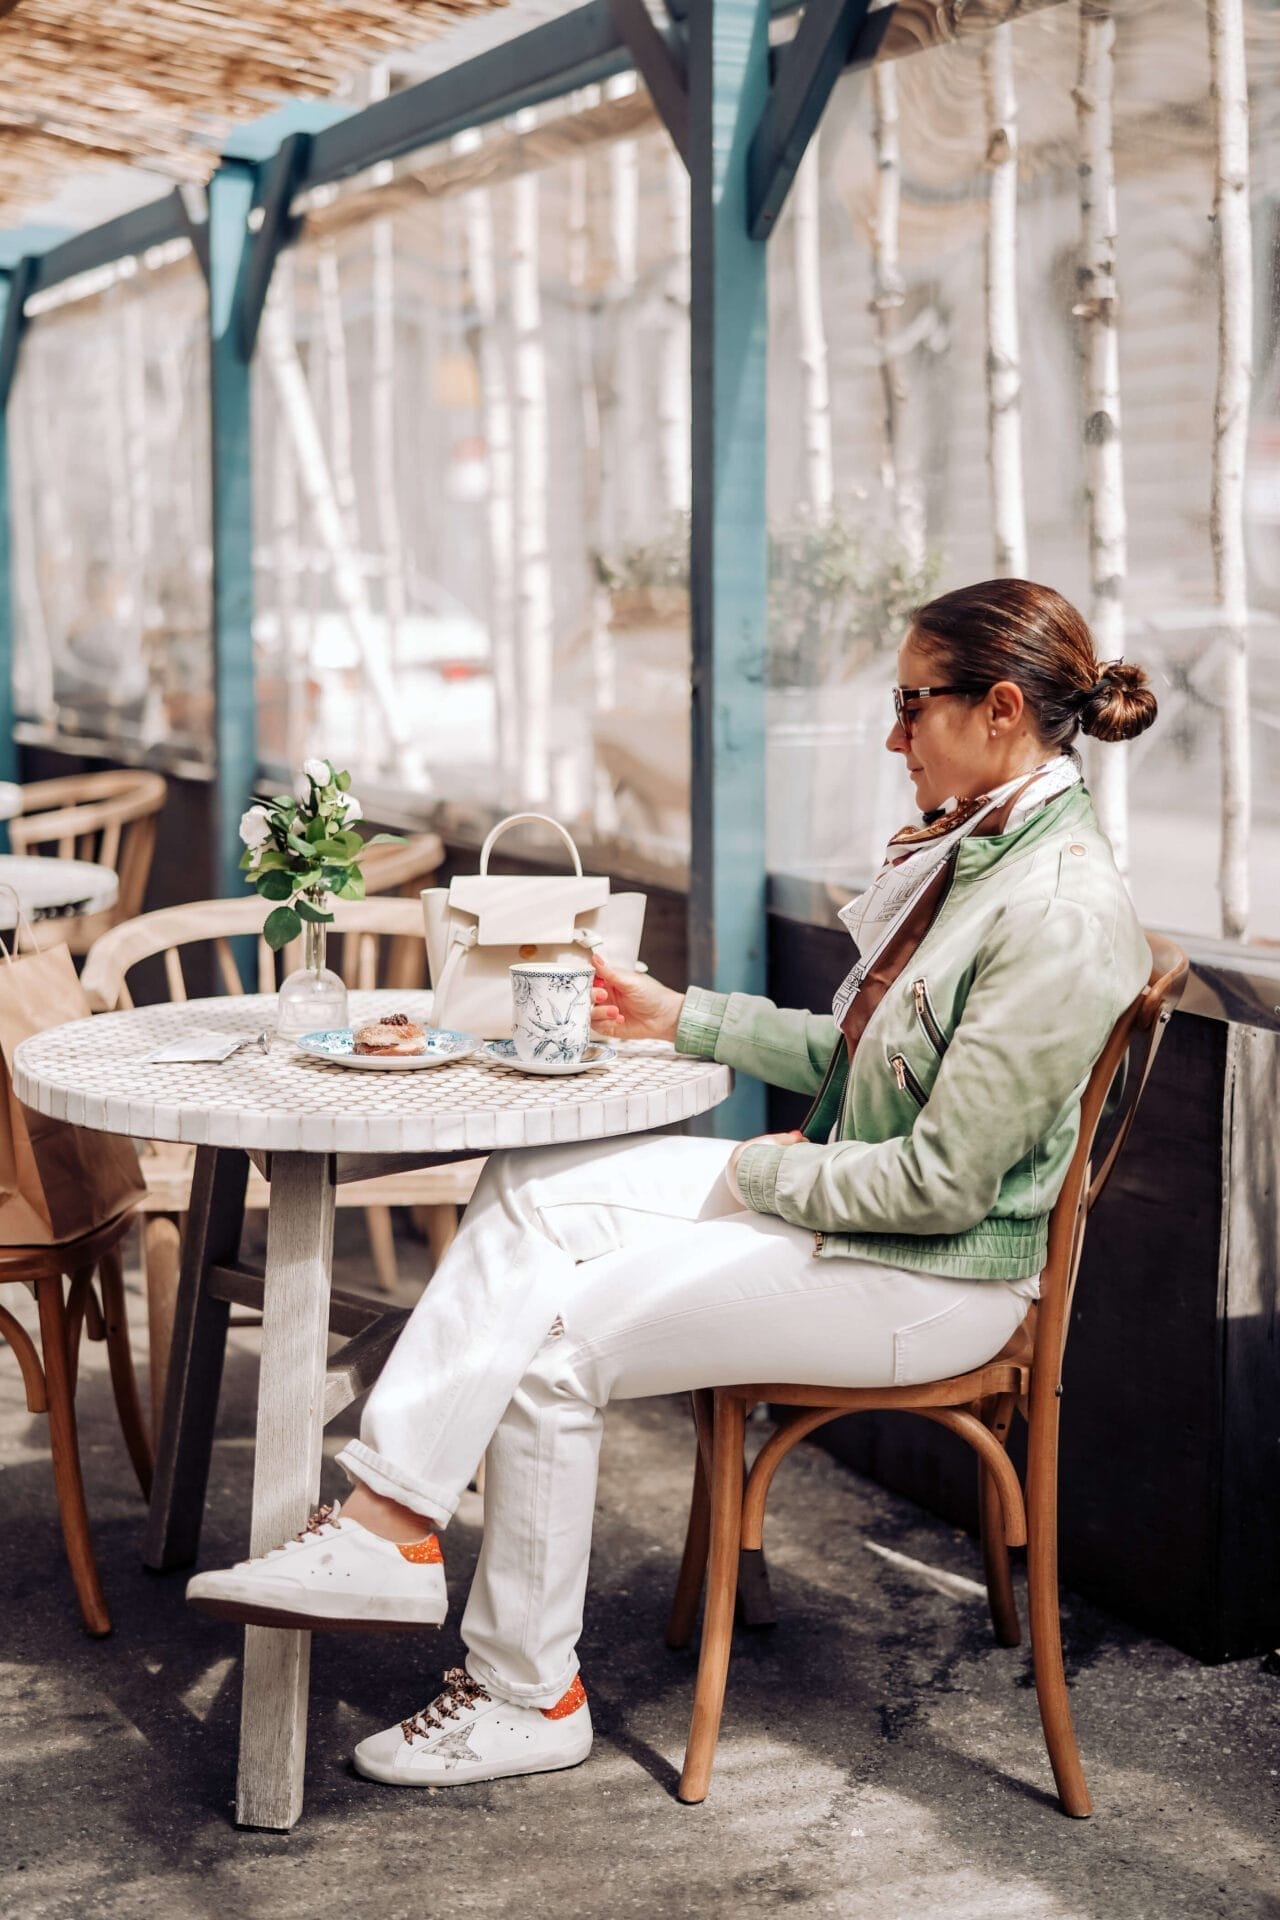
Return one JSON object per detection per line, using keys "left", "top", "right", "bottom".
{"left": 767, "top": 513, "right": 940, "bottom": 690}
{"left": 593, "top": 515, "right": 692, "bottom": 594}
{"left": 238, "top": 757, "right": 403, "bottom": 951}
{"left": 593, "top": 509, "right": 939, "bottom": 687}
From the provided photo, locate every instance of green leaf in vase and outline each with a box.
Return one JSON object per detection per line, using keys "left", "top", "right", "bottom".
{"left": 263, "top": 906, "right": 302, "bottom": 950}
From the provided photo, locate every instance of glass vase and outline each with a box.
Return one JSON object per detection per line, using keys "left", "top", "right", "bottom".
{"left": 275, "top": 908, "right": 349, "bottom": 1038}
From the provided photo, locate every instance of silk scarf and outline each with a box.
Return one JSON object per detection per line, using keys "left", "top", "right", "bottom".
{"left": 830, "top": 755, "right": 1082, "bottom": 1028}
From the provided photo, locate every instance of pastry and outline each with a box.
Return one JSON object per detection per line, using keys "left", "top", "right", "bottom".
{"left": 353, "top": 1013, "right": 427, "bottom": 1056}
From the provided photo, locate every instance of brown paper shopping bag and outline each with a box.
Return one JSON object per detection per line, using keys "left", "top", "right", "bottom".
{"left": 0, "top": 940, "right": 145, "bottom": 1246}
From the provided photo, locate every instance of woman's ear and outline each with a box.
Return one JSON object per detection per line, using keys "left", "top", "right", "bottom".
{"left": 986, "top": 679, "right": 1025, "bottom": 734}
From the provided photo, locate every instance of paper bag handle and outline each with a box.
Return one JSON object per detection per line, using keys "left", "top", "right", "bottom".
{"left": 478, "top": 813, "right": 584, "bottom": 878}
{"left": 0, "top": 882, "right": 37, "bottom": 962}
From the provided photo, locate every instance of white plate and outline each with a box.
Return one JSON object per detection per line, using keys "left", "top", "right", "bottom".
{"left": 481, "top": 1039, "right": 617, "bottom": 1077}
{"left": 294, "top": 1027, "right": 480, "bottom": 1071}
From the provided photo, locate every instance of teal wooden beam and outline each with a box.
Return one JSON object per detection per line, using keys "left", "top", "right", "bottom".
{"left": 688, "top": 0, "right": 772, "bottom": 1138}
{"left": 747, "top": 0, "right": 881, "bottom": 238}
{"left": 237, "top": 132, "right": 310, "bottom": 357}
{"left": 0, "top": 260, "right": 33, "bottom": 795}
{"left": 209, "top": 160, "right": 259, "bottom": 902}
{"left": 607, "top": 0, "right": 689, "bottom": 165}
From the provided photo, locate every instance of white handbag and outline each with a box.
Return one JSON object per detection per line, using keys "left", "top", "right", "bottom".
{"left": 422, "top": 813, "right": 646, "bottom": 1039}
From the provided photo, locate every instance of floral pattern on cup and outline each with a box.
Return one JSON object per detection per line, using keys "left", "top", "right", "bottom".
{"left": 510, "top": 964, "right": 594, "bottom": 1066}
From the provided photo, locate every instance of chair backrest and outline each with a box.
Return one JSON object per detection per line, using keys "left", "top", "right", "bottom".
{"left": 9, "top": 770, "right": 168, "bottom": 931}
{"left": 357, "top": 831, "right": 445, "bottom": 990}
{"left": 81, "top": 894, "right": 429, "bottom": 1013}
{"left": 1032, "top": 932, "right": 1189, "bottom": 1395}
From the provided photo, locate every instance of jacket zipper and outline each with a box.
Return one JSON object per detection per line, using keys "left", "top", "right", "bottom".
{"left": 799, "top": 1039, "right": 846, "bottom": 1141}
{"left": 890, "top": 1053, "right": 928, "bottom": 1108}
{"left": 911, "top": 978, "right": 949, "bottom": 1058}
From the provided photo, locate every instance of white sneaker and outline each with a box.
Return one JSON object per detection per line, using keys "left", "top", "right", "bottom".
{"left": 185, "top": 1504, "right": 447, "bottom": 1632}
{"left": 353, "top": 1668, "right": 593, "bottom": 1787}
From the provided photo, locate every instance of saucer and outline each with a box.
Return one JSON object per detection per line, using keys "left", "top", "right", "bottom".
{"left": 481, "top": 1039, "right": 617, "bottom": 1077}
{"left": 294, "top": 1027, "right": 480, "bottom": 1071}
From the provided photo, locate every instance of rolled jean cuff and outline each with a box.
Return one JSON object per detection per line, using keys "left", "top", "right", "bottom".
{"left": 336, "top": 1440, "right": 458, "bottom": 1529}
{"left": 465, "top": 1650, "right": 581, "bottom": 1712}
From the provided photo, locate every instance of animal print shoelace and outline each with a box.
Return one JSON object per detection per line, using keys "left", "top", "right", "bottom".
{"left": 401, "top": 1668, "right": 491, "bottom": 1744}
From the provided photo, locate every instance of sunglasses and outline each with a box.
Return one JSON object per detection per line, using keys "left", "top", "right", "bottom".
{"left": 893, "top": 683, "right": 990, "bottom": 742}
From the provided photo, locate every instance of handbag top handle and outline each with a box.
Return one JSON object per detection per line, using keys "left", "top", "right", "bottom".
{"left": 478, "top": 813, "right": 585, "bottom": 878}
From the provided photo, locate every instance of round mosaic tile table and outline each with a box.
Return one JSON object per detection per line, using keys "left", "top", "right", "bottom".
{"left": 0, "top": 853, "right": 117, "bottom": 929}
{"left": 15, "top": 991, "right": 731, "bottom": 1831}
{"left": 13, "top": 991, "right": 731, "bottom": 1155}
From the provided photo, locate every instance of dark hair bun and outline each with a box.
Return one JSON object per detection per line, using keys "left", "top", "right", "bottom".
{"left": 1078, "top": 660, "right": 1158, "bottom": 743}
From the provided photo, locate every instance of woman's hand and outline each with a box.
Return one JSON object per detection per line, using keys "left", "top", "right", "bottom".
{"left": 726, "top": 1130, "right": 805, "bottom": 1193}
{"left": 591, "top": 962, "right": 685, "bottom": 1043}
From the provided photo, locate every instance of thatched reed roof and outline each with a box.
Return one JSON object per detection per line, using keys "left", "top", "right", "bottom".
{"left": 0, "top": 0, "right": 511, "bottom": 219}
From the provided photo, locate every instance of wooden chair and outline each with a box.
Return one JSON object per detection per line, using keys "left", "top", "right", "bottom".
{"left": 0, "top": 1211, "right": 152, "bottom": 1634}
{"left": 668, "top": 935, "right": 1189, "bottom": 1815}
{"left": 81, "top": 893, "right": 484, "bottom": 1436}
{"left": 8, "top": 770, "right": 168, "bottom": 953}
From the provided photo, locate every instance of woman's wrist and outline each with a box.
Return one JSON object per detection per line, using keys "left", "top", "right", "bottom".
{"left": 662, "top": 992, "right": 686, "bottom": 1044}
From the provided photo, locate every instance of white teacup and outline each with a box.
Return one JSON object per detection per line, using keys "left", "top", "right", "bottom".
{"left": 509, "top": 963, "right": 594, "bottom": 1067}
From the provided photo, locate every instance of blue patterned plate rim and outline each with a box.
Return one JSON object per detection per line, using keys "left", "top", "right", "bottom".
{"left": 293, "top": 1026, "right": 479, "bottom": 1063}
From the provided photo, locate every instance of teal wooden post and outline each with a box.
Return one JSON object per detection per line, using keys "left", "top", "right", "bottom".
{"left": 0, "top": 349, "right": 15, "bottom": 794}
{"left": 208, "top": 160, "right": 259, "bottom": 901}
{"left": 687, "top": 0, "right": 771, "bottom": 1137}
{"left": 0, "top": 262, "right": 30, "bottom": 797}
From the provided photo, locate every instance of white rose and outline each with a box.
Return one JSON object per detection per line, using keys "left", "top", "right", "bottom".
{"left": 238, "top": 806, "right": 272, "bottom": 849}
{"left": 342, "top": 795, "right": 363, "bottom": 823}
{"left": 302, "top": 757, "right": 331, "bottom": 787}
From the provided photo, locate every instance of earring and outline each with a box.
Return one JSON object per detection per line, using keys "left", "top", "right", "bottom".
{"left": 989, "top": 727, "right": 996, "bottom": 737}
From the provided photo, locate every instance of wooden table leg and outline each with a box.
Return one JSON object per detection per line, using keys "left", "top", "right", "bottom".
{"left": 235, "top": 1152, "right": 336, "bottom": 1832}
{"left": 144, "top": 1146, "right": 248, "bottom": 1571}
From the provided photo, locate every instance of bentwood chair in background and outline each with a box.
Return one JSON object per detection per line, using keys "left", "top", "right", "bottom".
{"left": 668, "top": 934, "right": 1188, "bottom": 1817}
{"left": 9, "top": 770, "right": 168, "bottom": 952}
{"left": 0, "top": 1210, "right": 152, "bottom": 1634}
{"left": 81, "top": 886, "right": 484, "bottom": 1437}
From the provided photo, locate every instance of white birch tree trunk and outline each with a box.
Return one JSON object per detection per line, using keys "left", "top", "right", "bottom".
{"left": 1209, "top": 0, "right": 1254, "bottom": 939}
{"left": 458, "top": 131, "right": 520, "bottom": 803}
{"left": 568, "top": 125, "right": 615, "bottom": 721}
{"left": 271, "top": 252, "right": 305, "bottom": 767}
{"left": 982, "top": 23, "right": 1027, "bottom": 578}
{"left": 870, "top": 64, "right": 925, "bottom": 568}
{"left": 793, "top": 139, "right": 834, "bottom": 520}
{"left": 657, "top": 146, "right": 691, "bottom": 520}
{"left": 1074, "top": 0, "right": 1129, "bottom": 870}
{"left": 316, "top": 241, "right": 360, "bottom": 547}
{"left": 260, "top": 297, "right": 414, "bottom": 773}
{"left": 366, "top": 66, "right": 407, "bottom": 687}
{"left": 599, "top": 74, "right": 640, "bottom": 557}
{"left": 510, "top": 109, "right": 555, "bottom": 805}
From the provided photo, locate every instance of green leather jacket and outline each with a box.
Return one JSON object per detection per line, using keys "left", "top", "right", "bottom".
{"left": 675, "top": 786, "right": 1151, "bottom": 1281}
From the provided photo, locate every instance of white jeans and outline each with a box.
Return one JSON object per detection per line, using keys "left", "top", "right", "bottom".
{"left": 337, "top": 1133, "right": 1033, "bottom": 1709}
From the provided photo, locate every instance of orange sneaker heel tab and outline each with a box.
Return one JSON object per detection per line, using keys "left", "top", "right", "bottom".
{"left": 396, "top": 1535, "right": 444, "bottom": 1565}
{"left": 541, "top": 1675, "right": 587, "bottom": 1720}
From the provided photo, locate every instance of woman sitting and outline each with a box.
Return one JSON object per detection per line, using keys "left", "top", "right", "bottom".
{"left": 188, "top": 577, "right": 1157, "bottom": 1791}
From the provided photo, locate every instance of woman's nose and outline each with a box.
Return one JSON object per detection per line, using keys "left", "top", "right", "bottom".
{"left": 886, "top": 719, "right": 908, "bottom": 755}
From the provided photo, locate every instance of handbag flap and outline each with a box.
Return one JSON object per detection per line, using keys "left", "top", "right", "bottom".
{"left": 447, "top": 874, "right": 610, "bottom": 945}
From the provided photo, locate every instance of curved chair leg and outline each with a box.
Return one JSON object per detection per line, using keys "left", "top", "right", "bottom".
{"left": 678, "top": 1392, "right": 746, "bottom": 1805}
{"left": 142, "top": 1215, "right": 182, "bottom": 1443}
{"left": 35, "top": 1275, "right": 111, "bottom": 1636}
{"left": 666, "top": 1422, "right": 710, "bottom": 1650}
{"left": 979, "top": 1395, "right": 1021, "bottom": 1647}
{"left": 1026, "top": 1400, "right": 1091, "bottom": 1817}
{"left": 423, "top": 1203, "right": 459, "bottom": 1272}
{"left": 97, "top": 1244, "right": 154, "bottom": 1499}
{"left": 364, "top": 1204, "right": 399, "bottom": 1294}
